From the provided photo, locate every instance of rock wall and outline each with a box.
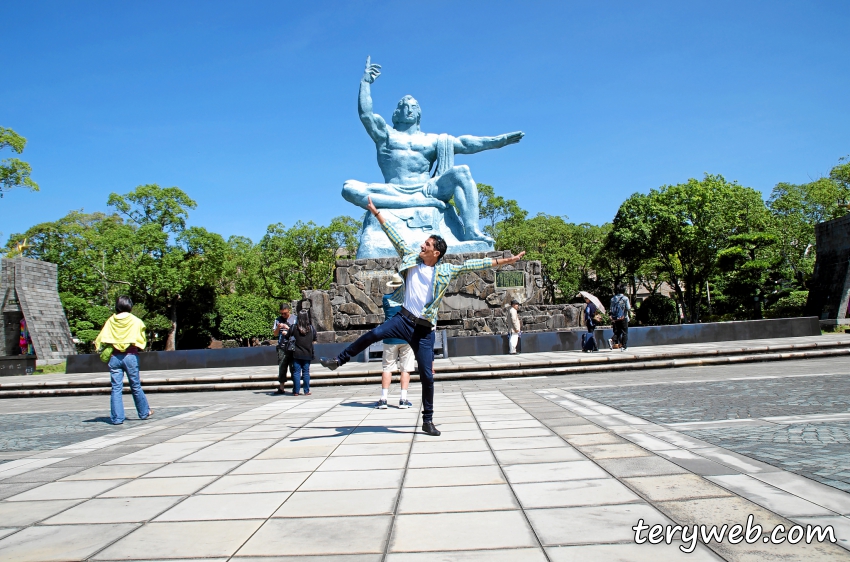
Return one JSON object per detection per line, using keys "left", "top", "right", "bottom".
{"left": 295, "top": 254, "right": 584, "bottom": 342}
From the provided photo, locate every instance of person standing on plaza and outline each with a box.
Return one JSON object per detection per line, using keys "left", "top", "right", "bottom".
{"left": 378, "top": 273, "right": 414, "bottom": 409}
{"left": 273, "top": 304, "right": 297, "bottom": 394}
{"left": 582, "top": 295, "right": 599, "bottom": 352}
{"left": 290, "top": 310, "right": 317, "bottom": 396}
{"left": 95, "top": 296, "right": 152, "bottom": 425}
{"left": 321, "top": 196, "right": 526, "bottom": 436}
{"left": 508, "top": 299, "right": 522, "bottom": 354}
{"left": 609, "top": 285, "right": 631, "bottom": 351}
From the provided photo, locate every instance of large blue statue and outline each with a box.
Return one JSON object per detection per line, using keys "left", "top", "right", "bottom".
{"left": 344, "top": 57, "right": 524, "bottom": 258}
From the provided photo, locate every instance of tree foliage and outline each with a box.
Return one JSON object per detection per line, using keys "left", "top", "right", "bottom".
{"left": 0, "top": 127, "right": 39, "bottom": 197}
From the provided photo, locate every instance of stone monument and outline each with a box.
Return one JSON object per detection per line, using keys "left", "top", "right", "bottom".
{"left": 0, "top": 257, "right": 76, "bottom": 372}
{"left": 343, "top": 57, "right": 524, "bottom": 258}
{"left": 806, "top": 213, "right": 850, "bottom": 327}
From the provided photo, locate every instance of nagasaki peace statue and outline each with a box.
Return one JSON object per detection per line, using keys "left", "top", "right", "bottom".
{"left": 343, "top": 57, "right": 524, "bottom": 258}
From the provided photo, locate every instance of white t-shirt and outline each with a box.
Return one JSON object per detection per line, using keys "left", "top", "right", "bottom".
{"left": 403, "top": 263, "right": 436, "bottom": 318}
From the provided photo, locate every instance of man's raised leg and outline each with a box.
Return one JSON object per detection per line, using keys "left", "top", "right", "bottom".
{"left": 321, "top": 314, "right": 412, "bottom": 370}
{"left": 434, "top": 165, "right": 493, "bottom": 243}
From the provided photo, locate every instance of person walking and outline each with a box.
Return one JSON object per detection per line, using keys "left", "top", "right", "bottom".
{"left": 508, "top": 299, "right": 522, "bottom": 354}
{"left": 378, "top": 274, "right": 414, "bottom": 409}
{"left": 582, "top": 296, "right": 599, "bottom": 352}
{"left": 609, "top": 286, "right": 631, "bottom": 351}
{"left": 321, "top": 196, "right": 526, "bottom": 436}
{"left": 273, "top": 304, "right": 296, "bottom": 394}
{"left": 290, "top": 310, "right": 317, "bottom": 396}
{"left": 95, "top": 296, "right": 152, "bottom": 425}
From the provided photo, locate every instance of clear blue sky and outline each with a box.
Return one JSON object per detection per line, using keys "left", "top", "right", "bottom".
{"left": 3, "top": 1, "right": 849, "bottom": 244}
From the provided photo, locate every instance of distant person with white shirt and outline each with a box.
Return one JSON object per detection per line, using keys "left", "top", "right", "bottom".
{"left": 322, "top": 196, "right": 526, "bottom": 436}
{"left": 377, "top": 273, "right": 414, "bottom": 409}
{"left": 508, "top": 299, "right": 522, "bottom": 354}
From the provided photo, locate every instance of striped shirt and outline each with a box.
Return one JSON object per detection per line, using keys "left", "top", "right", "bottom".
{"left": 380, "top": 219, "right": 495, "bottom": 326}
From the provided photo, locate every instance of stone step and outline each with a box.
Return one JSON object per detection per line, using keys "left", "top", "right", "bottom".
{"left": 1, "top": 339, "right": 849, "bottom": 398}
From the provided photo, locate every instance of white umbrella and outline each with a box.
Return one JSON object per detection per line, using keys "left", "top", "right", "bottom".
{"left": 577, "top": 291, "right": 605, "bottom": 313}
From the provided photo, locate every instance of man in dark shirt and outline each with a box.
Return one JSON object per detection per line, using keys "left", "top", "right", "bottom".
{"left": 273, "top": 304, "right": 297, "bottom": 394}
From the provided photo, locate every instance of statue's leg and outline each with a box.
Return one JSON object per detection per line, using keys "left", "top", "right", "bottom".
{"left": 343, "top": 180, "right": 446, "bottom": 210}
{"left": 433, "top": 166, "right": 493, "bottom": 242}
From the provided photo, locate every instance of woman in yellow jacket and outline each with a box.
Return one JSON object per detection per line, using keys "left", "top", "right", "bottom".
{"left": 95, "top": 296, "right": 153, "bottom": 425}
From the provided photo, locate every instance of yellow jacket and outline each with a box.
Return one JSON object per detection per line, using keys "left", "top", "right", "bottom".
{"left": 95, "top": 313, "right": 147, "bottom": 352}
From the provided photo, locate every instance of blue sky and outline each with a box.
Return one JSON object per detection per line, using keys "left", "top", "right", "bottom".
{"left": 2, "top": 1, "right": 849, "bottom": 244}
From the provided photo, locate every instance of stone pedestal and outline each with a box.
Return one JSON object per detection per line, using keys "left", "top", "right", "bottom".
{"left": 356, "top": 207, "right": 494, "bottom": 259}
{"left": 296, "top": 255, "right": 582, "bottom": 342}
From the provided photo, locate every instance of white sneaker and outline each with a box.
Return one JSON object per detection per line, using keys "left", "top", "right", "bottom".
{"left": 377, "top": 399, "right": 388, "bottom": 409}
{"left": 399, "top": 399, "right": 412, "bottom": 409}
{"left": 607, "top": 338, "right": 614, "bottom": 349}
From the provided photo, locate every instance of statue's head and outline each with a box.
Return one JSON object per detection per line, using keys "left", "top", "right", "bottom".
{"left": 392, "top": 95, "right": 421, "bottom": 127}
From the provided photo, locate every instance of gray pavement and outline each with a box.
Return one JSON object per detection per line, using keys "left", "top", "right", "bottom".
{"left": 1, "top": 353, "right": 850, "bottom": 560}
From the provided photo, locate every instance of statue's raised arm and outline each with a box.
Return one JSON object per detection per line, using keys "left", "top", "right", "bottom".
{"left": 358, "top": 57, "right": 388, "bottom": 144}
{"left": 453, "top": 131, "right": 524, "bottom": 155}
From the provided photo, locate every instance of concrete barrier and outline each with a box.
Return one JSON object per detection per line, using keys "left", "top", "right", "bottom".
{"left": 67, "top": 317, "right": 820, "bottom": 374}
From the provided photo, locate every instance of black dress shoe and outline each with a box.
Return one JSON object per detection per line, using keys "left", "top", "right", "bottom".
{"left": 319, "top": 357, "right": 339, "bottom": 371}
{"left": 421, "top": 422, "right": 441, "bottom": 436}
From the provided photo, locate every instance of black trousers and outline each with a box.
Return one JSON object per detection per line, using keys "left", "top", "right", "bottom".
{"left": 277, "top": 348, "right": 294, "bottom": 384}
{"left": 612, "top": 319, "right": 629, "bottom": 348}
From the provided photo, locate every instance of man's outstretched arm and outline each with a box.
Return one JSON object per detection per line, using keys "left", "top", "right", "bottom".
{"left": 358, "top": 57, "right": 388, "bottom": 144}
{"left": 366, "top": 196, "right": 413, "bottom": 257}
{"left": 453, "top": 131, "right": 524, "bottom": 154}
{"left": 458, "top": 251, "right": 527, "bottom": 274}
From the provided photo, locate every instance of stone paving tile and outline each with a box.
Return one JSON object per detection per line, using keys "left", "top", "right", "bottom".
{"left": 198, "top": 472, "right": 310, "bottom": 494}
{"left": 513, "top": 478, "right": 643, "bottom": 508}
{"left": 0, "top": 523, "right": 138, "bottom": 562}
{"left": 94, "top": 519, "right": 262, "bottom": 560}
{"left": 274, "top": 488, "right": 398, "bottom": 517}
{"left": 43, "top": 496, "right": 182, "bottom": 523}
{"left": 398, "top": 484, "right": 518, "bottom": 513}
{"left": 389, "top": 510, "right": 537, "bottom": 552}
{"left": 493, "top": 446, "right": 585, "bottom": 465}
{"left": 624, "top": 474, "right": 733, "bottom": 502}
{"left": 0, "top": 499, "right": 83, "bottom": 526}
{"left": 407, "top": 451, "right": 494, "bottom": 468}
{"left": 502, "top": 460, "right": 609, "bottom": 484}
{"left": 545, "top": 542, "right": 723, "bottom": 561}
{"left": 386, "top": 548, "right": 548, "bottom": 561}
{"left": 154, "top": 492, "right": 290, "bottom": 521}
{"left": 237, "top": 516, "right": 392, "bottom": 556}
{"left": 6, "top": 479, "right": 127, "bottom": 501}
{"left": 708, "top": 474, "right": 836, "bottom": 517}
{"left": 526, "top": 503, "right": 672, "bottom": 545}
{"left": 61, "top": 463, "right": 164, "bottom": 480}
{"left": 404, "top": 465, "right": 506, "bottom": 488}
{"left": 100, "top": 475, "right": 216, "bottom": 497}
{"left": 141, "top": 460, "right": 240, "bottom": 477}
{"left": 299, "top": 468, "right": 404, "bottom": 491}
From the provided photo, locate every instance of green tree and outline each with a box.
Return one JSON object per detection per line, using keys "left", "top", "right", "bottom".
{"left": 108, "top": 184, "right": 225, "bottom": 350}
{"left": 477, "top": 183, "right": 526, "bottom": 237}
{"left": 216, "top": 294, "right": 277, "bottom": 346}
{"left": 609, "top": 174, "right": 769, "bottom": 323}
{"left": 258, "top": 216, "right": 358, "bottom": 300}
{"left": 0, "top": 127, "right": 39, "bottom": 197}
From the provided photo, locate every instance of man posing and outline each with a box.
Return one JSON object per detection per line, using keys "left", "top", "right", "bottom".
{"left": 273, "top": 304, "right": 297, "bottom": 394}
{"left": 322, "top": 196, "right": 525, "bottom": 436}
{"left": 609, "top": 286, "right": 631, "bottom": 351}
{"left": 378, "top": 274, "right": 413, "bottom": 409}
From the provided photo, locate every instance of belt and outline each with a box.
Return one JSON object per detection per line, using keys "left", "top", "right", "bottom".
{"left": 399, "top": 307, "right": 434, "bottom": 328}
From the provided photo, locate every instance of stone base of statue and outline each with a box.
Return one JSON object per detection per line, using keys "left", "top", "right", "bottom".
{"left": 355, "top": 206, "right": 494, "bottom": 259}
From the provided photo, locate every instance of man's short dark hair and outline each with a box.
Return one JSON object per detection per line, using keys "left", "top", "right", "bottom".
{"left": 116, "top": 296, "right": 134, "bottom": 313}
{"left": 280, "top": 303, "right": 290, "bottom": 311}
{"left": 617, "top": 285, "right": 627, "bottom": 294}
{"left": 429, "top": 235, "right": 447, "bottom": 259}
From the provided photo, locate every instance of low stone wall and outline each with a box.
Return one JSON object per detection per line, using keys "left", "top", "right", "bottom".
{"left": 295, "top": 254, "right": 582, "bottom": 342}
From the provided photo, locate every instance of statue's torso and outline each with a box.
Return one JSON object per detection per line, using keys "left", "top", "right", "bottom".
{"left": 377, "top": 129, "right": 439, "bottom": 185}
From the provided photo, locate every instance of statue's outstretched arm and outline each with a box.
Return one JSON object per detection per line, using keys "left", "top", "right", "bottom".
{"left": 454, "top": 131, "right": 524, "bottom": 154}
{"left": 358, "top": 57, "right": 388, "bottom": 144}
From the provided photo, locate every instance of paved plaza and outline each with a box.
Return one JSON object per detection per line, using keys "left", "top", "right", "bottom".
{"left": 1, "top": 354, "right": 850, "bottom": 560}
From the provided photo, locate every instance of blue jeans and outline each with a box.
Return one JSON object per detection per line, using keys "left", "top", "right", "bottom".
{"left": 337, "top": 314, "right": 436, "bottom": 422}
{"left": 293, "top": 359, "right": 311, "bottom": 394}
{"left": 108, "top": 352, "right": 150, "bottom": 425}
